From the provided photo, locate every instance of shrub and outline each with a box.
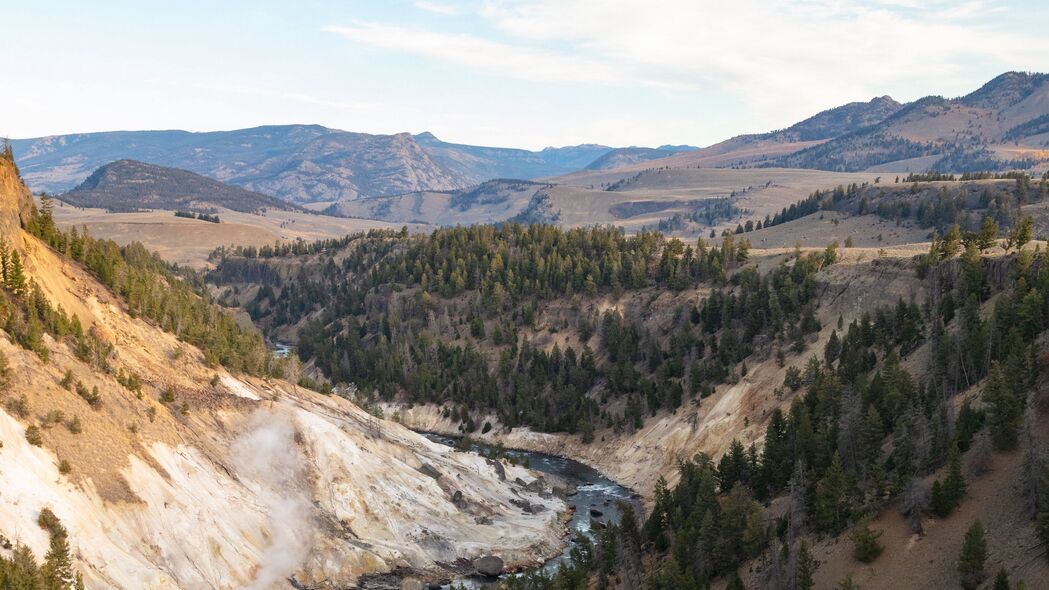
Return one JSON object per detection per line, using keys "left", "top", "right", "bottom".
{"left": 66, "top": 416, "right": 82, "bottom": 434}
{"left": 58, "top": 459, "right": 71, "bottom": 475}
{"left": 850, "top": 520, "right": 884, "bottom": 563}
{"left": 959, "top": 521, "right": 987, "bottom": 590}
{"left": 25, "top": 425, "right": 42, "bottom": 446}
{"left": 41, "top": 410, "right": 64, "bottom": 429}
{"left": 37, "top": 508, "right": 64, "bottom": 536}
{"left": 60, "top": 370, "right": 74, "bottom": 390}
{"left": 159, "top": 387, "right": 176, "bottom": 403}
{"left": 6, "top": 394, "right": 29, "bottom": 418}
{"left": 75, "top": 381, "right": 100, "bottom": 407}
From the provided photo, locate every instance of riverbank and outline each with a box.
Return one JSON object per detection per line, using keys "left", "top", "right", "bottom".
{"left": 359, "top": 433, "right": 638, "bottom": 589}
{"left": 382, "top": 402, "right": 699, "bottom": 504}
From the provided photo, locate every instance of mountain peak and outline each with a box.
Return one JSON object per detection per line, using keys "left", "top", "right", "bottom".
{"left": 960, "top": 70, "right": 1049, "bottom": 108}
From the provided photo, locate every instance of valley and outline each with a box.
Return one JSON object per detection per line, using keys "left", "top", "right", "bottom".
{"left": 6, "top": 16, "right": 1049, "bottom": 585}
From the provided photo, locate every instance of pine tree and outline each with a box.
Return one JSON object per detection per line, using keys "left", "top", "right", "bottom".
{"left": 824, "top": 329, "right": 841, "bottom": 365}
{"left": 794, "top": 541, "right": 815, "bottom": 590}
{"left": 859, "top": 405, "right": 884, "bottom": 468}
{"left": 1037, "top": 465, "right": 1049, "bottom": 560}
{"left": 1021, "top": 408, "right": 1043, "bottom": 519}
{"left": 815, "top": 453, "right": 849, "bottom": 533}
{"left": 41, "top": 529, "right": 75, "bottom": 589}
{"left": 945, "top": 443, "right": 967, "bottom": 506}
{"left": 984, "top": 363, "right": 1021, "bottom": 451}
{"left": 931, "top": 480, "right": 952, "bottom": 518}
{"left": 7, "top": 249, "right": 27, "bottom": 298}
{"left": 958, "top": 520, "right": 988, "bottom": 590}
{"left": 994, "top": 568, "right": 1010, "bottom": 590}
{"left": 942, "top": 224, "right": 963, "bottom": 257}
{"left": 1008, "top": 216, "right": 1034, "bottom": 251}
{"left": 788, "top": 461, "right": 808, "bottom": 540}
{"left": 849, "top": 519, "right": 884, "bottom": 563}
{"left": 978, "top": 216, "right": 999, "bottom": 251}
{"left": 5, "top": 543, "right": 43, "bottom": 589}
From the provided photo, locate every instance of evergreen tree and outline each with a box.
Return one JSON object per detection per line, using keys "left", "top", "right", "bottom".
{"left": 849, "top": 519, "right": 884, "bottom": 563}
{"left": 7, "top": 249, "right": 28, "bottom": 298}
{"left": 794, "top": 541, "right": 815, "bottom": 590}
{"left": 994, "top": 568, "right": 1010, "bottom": 590}
{"left": 1037, "top": 465, "right": 1049, "bottom": 560}
{"left": 1021, "top": 408, "right": 1043, "bottom": 519}
{"left": 945, "top": 444, "right": 967, "bottom": 507}
{"left": 41, "top": 530, "right": 75, "bottom": 590}
{"left": 984, "top": 363, "right": 1021, "bottom": 451}
{"left": 978, "top": 216, "right": 1000, "bottom": 251}
{"left": 815, "top": 452, "right": 849, "bottom": 533}
{"left": 958, "top": 520, "right": 988, "bottom": 590}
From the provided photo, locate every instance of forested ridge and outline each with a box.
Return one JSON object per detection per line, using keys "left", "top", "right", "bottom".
{"left": 498, "top": 243, "right": 1049, "bottom": 589}
{"left": 22, "top": 195, "right": 274, "bottom": 375}
{"left": 209, "top": 223, "right": 843, "bottom": 434}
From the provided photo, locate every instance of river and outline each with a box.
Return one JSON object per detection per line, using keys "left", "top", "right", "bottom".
{"left": 417, "top": 433, "right": 638, "bottom": 588}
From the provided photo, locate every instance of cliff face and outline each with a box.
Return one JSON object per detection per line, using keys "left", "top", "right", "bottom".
{"left": 0, "top": 146, "right": 33, "bottom": 237}
{"left": 0, "top": 165, "right": 566, "bottom": 588}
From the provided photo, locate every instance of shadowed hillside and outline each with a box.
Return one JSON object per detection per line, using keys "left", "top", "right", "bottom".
{"left": 61, "top": 160, "right": 302, "bottom": 213}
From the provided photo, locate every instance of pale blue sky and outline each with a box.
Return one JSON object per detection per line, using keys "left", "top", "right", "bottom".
{"left": 3, "top": 0, "right": 1048, "bottom": 150}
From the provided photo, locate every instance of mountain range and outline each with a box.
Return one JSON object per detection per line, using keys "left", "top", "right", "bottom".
{"left": 10, "top": 72, "right": 1049, "bottom": 209}
{"left": 12, "top": 127, "right": 621, "bottom": 203}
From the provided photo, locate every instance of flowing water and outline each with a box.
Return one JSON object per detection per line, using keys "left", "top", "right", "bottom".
{"left": 419, "top": 433, "right": 638, "bottom": 588}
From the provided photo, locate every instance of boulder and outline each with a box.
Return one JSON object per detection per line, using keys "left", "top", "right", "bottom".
{"left": 451, "top": 490, "right": 468, "bottom": 509}
{"left": 417, "top": 463, "right": 442, "bottom": 480}
{"left": 589, "top": 508, "right": 604, "bottom": 518}
{"left": 474, "top": 555, "right": 505, "bottom": 577}
{"left": 486, "top": 458, "right": 506, "bottom": 480}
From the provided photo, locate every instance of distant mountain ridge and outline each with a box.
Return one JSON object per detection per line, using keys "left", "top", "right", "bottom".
{"left": 12, "top": 72, "right": 1049, "bottom": 204}
{"left": 12, "top": 126, "right": 617, "bottom": 203}
{"left": 61, "top": 159, "right": 302, "bottom": 213}
{"left": 768, "top": 71, "right": 1049, "bottom": 172}
{"left": 584, "top": 146, "right": 697, "bottom": 170}
{"left": 412, "top": 132, "right": 613, "bottom": 182}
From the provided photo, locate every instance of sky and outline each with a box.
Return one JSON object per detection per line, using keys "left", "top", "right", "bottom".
{"left": 2, "top": 0, "right": 1048, "bottom": 150}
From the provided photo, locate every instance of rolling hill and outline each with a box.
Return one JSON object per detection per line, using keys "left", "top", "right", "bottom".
{"left": 60, "top": 160, "right": 302, "bottom": 213}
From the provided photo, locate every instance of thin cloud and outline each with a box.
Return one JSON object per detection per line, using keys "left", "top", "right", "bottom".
{"left": 323, "top": 23, "right": 630, "bottom": 86}
{"left": 479, "top": 0, "right": 1049, "bottom": 128}
{"left": 414, "top": 1, "right": 462, "bottom": 15}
